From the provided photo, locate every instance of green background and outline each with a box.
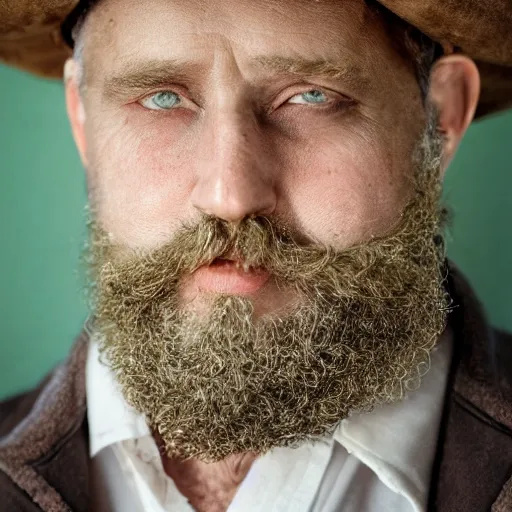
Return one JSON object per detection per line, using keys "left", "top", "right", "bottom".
{"left": 1, "top": 64, "right": 511, "bottom": 400}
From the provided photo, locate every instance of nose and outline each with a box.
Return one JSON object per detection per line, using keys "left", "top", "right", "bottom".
{"left": 191, "top": 109, "right": 277, "bottom": 223}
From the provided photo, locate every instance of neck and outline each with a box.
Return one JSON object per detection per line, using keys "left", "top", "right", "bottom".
{"left": 160, "top": 448, "right": 257, "bottom": 512}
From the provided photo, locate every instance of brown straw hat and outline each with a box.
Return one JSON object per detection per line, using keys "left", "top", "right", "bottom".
{"left": 0, "top": 0, "right": 511, "bottom": 118}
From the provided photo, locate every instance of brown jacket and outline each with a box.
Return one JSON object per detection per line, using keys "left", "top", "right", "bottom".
{"left": 1, "top": 267, "right": 512, "bottom": 512}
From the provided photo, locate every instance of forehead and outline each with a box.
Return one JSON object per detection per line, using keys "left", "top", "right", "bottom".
{"left": 83, "top": 0, "right": 407, "bottom": 81}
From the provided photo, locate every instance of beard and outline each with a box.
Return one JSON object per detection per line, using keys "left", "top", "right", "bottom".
{"left": 86, "top": 114, "right": 449, "bottom": 462}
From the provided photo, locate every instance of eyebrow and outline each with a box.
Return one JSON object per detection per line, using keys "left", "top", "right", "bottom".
{"left": 252, "top": 55, "right": 371, "bottom": 90}
{"left": 103, "top": 59, "right": 202, "bottom": 99}
{"left": 102, "top": 55, "right": 371, "bottom": 100}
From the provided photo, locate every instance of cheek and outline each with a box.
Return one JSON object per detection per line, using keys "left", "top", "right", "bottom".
{"left": 86, "top": 112, "right": 196, "bottom": 247}
{"left": 281, "top": 130, "right": 414, "bottom": 248}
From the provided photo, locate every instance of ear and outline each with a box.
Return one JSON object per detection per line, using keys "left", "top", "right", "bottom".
{"left": 428, "top": 55, "right": 480, "bottom": 171}
{"left": 64, "top": 58, "right": 88, "bottom": 167}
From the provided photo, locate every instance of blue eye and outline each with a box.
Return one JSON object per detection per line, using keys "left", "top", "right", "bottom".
{"left": 288, "top": 90, "right": 328, "bottom": 105}
{"left": 140, "top": 91, "right": 181, "bottom": 110}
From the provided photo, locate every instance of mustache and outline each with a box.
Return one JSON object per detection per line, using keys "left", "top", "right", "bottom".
{"left": 92, "top": 213, "right": 324, "bottom": 274}
{"left": 168, "top": 214, "right": 305, "bottom": 273}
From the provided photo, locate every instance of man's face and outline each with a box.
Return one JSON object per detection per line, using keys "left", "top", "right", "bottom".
{"left": 75, "top": 0, "right": 449, "bottom": 460}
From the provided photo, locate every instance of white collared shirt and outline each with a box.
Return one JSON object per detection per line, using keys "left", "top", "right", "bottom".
{"left": 87, "top": 332, "right": 452, "bottom": 512}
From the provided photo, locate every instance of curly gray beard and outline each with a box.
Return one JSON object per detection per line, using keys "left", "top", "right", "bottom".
{"left": 86, "top": 114, "right": 449, "bottom": 462}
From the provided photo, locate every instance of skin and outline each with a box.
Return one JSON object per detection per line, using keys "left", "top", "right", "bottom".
{"left": 64, "top": 0, "right": 480, "bottom": 509}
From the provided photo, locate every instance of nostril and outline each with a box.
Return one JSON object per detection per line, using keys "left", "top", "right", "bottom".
{"left": 210, "top": 257, "right": 235, "bottom": 267}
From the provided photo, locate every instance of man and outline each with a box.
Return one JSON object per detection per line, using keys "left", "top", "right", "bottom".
{"left": 0, "top": 0, "right": 511, "bottom": 511}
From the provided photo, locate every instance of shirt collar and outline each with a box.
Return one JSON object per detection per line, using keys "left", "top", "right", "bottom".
{"left": 86, "top": 339, "right": 150, "bottom": 457}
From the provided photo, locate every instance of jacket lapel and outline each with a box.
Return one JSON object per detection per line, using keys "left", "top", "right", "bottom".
{"left": 0, "top": 331, "right": 89, "bottom": 512}
{"left": 428, "top": 266, "right": 512, "bottom": 512}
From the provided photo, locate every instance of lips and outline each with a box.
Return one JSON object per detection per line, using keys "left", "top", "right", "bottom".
{"left": 190, "top": 257, "right": 271, "bottom": 295}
